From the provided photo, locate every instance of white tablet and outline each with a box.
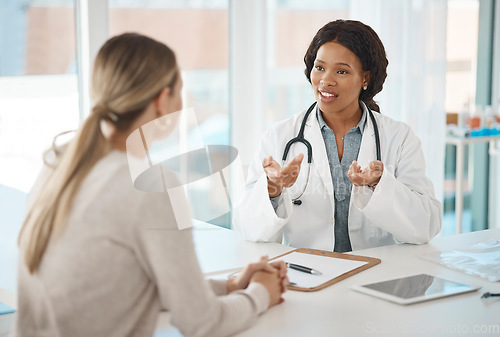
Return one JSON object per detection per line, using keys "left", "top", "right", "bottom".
{"left": 351, "top": 274, "right": 480, "bottom": 305}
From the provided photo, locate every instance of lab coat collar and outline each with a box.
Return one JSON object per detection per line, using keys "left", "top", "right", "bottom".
{"left": 316, "top": 103, "right": 368, "bottom": 134}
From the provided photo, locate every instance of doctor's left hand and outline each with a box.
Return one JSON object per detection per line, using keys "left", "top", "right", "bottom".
{"left": 348, "top": 160, "right": 383, "bottom": 188}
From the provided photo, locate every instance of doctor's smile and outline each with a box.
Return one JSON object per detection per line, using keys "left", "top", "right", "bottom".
{"left": 317, "top": 89, "right": 338, "bottom": 103}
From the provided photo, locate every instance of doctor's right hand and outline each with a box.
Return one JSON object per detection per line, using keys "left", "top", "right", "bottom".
{"left": 263, "top": 153, "right": 304, "bottom": 198}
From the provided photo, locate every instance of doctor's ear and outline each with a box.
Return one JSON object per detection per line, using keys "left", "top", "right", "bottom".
{"left": 362, "top": 71, "right": 371, "bottom": 87}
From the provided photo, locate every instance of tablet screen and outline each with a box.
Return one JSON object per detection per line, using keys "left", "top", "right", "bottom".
{"left": 352, "top": 274, "right": 479, "bottom": 304}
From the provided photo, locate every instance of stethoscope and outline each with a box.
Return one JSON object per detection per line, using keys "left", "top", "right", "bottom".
{"left": 282, "top": 102, "right": 381, "bottom": 205}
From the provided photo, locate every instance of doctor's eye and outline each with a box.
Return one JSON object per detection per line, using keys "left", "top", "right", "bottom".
{"left": 314, "top": 65, "right": 324, "bottom": 71}
{"left": 337, "top": 70, "right": 348, "bottom": 75}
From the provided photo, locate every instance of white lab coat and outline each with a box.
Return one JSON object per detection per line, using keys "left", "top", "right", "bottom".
{"left": 233, "top": 103, "right": 442, "bottom": 251}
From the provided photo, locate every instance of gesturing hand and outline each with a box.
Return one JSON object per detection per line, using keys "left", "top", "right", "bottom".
{"left": 263, "top": 154, "right": 304, "bottom": 198}
{"left": 347, "top": 160, "right": 383, "bottom": 188}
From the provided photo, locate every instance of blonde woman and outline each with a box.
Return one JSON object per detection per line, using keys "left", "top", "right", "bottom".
{"left": 15, "top": 33, "right": 287, "bottom": 337}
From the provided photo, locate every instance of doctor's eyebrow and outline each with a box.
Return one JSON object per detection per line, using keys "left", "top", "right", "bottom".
{"left": 336, "top": 62, "right": 352, "bottom": 68}
{"left": 314, "top": 59, "right": 353, "bottom": 69}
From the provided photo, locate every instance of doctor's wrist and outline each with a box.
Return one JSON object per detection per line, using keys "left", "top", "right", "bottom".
{"left": 267, "top": 180, "right": 283, "bottom": 198}
{"left": 269, "top": 190, "right": 282, "bottom": 198}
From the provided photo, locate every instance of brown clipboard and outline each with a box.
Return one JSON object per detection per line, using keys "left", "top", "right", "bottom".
{"left": 270, "top": 248, "right": 381, "bottom": 292}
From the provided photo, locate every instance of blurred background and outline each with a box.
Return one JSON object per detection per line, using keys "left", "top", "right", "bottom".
{"left": 1, "top": 0, "right": 499, "bottom": 294}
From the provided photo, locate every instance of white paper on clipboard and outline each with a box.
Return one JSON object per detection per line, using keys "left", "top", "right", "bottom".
{"left": 273, "top": 251, "right": 368, "bottom": 288}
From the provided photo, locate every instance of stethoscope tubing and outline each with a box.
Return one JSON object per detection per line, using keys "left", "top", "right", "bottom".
{"left": 282, "top": 102, "right": 381, "bottom": 204}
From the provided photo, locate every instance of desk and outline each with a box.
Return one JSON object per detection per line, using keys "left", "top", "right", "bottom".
{"left": 195, "top": 226, "right": 500, "bottom": 337}
{"left": 192, "top": 221, "right": 293, "bottom": 276}
{"left": 3, "top": 226, "right": 499, "bottom": 337}
{"left": 445, "top": 135, "right": 500, "bottom": 234}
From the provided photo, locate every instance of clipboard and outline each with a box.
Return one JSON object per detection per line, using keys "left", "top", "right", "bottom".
{"left": 270, "top": 248, "right": 381, "bottom": 292}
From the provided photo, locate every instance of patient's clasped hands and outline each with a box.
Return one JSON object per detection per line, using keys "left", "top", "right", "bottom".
{"left": 226, "top": 256, "right": 289, "bottom": 308}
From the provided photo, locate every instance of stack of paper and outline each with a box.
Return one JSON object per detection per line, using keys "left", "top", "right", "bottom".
{"left": 419, "top": 239, "right": 500, "bottom": 282}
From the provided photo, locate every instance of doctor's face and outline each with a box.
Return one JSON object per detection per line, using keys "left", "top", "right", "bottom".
{"left": 310, "top": 41, "right": 369, "bottom": 116}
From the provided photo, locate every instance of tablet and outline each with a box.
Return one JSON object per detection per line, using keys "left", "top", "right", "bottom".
{"left": 351, "top": 274, "right": 480, "bottom": 305}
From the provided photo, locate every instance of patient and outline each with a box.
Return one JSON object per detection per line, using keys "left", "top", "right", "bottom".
{"left": 15, "top": 33, "right": 287, "bottom": 337}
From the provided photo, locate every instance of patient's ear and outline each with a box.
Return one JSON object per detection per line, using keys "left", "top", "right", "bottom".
{"left": 154, "top": 87, "right": 171, "bottom": 117}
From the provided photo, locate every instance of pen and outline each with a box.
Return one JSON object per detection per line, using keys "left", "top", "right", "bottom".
{"left": 286, "top": 262, "right": 322, "bottom": 275}
{"left": 481, "top": 292, "right": 500, "bottom": 299}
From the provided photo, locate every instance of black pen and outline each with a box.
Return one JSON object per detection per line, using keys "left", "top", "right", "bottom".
{"left": 286, "top": 262, "right": 322, "bottom": 275}
{"left": 481, "top": 292, "right": 500, "bottom": 299}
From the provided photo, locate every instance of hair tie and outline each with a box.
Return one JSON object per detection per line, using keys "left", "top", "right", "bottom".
{"left": 108, "top": 113, "right": 119, "bottom": 122}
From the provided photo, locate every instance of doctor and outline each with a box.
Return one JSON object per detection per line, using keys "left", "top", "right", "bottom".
{"left": 233, "top": 19, "right": 442, "bottom": 252}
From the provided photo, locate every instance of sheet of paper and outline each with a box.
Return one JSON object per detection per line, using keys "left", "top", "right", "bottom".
{"left": 274, "top": 252, "right": 368, "bottom": 289}
{"left": 419, "top": 239, "right": 500, "bottom": 282}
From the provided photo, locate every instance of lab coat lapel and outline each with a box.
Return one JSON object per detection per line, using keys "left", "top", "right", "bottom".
{"left": 304, "top": 110, "right": 334, "bottom": 202}
{"left": 348, "top": 110, "right": 379, "bottom": 242}
{"left": 357, "top": 112, "right": 378, "bottom": 167}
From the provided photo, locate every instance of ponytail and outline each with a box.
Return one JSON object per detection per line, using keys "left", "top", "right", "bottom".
{"left": 363, "top": 99, "right": 381, "bottom": 113}
{"left": 19, "top": 111, "right": 108, "bottom": 273}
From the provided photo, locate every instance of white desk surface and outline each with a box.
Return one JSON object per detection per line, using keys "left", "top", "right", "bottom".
{"left": 193, "top": 225, "right": 500, "bottom": 337}
{"left": 192, "top": 221, "right": 293, "bottom": 276}
{"left": 2, "top": 225, "right": 499, "bottom": 337}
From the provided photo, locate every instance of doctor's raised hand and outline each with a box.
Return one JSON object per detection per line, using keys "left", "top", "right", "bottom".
{"left": 348, "top": 160, "right": 384, "bottom": 188}
{"left": 233, "top": 19, "right": 442, "bottom": 253}
{"left": 263, "top": 153, "right": 304, "bottom": 197}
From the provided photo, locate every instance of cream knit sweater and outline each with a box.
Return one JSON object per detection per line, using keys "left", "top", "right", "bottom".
{"left": 15, "top": 151, "right": 269, "bottom": 337}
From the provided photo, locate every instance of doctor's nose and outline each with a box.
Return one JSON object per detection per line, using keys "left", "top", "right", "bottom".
{"left": 320, "top": 78, "right": 336, "bottom": 87}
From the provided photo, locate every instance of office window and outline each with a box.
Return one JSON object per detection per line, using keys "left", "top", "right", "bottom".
{"left": 0, "top": 0, "right": 79, "bottom": 293}
{"left": 108, "top": 0, "right": 231, "bottom": 226}
{"left": 266, "top": 0, "right": 349, "bottom": 125}
{"left": 445, "top": 0, "right": 479, "bottom": 113}
{"left": 443, "top": 0, "right": 480, "bottom": 235}
{"left": 108, "top": 0, "right": 228, "bottom": 137}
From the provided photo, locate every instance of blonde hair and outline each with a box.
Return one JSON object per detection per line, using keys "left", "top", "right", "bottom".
{"left": 19, "top": 33, "right": 179, "bottom": 273}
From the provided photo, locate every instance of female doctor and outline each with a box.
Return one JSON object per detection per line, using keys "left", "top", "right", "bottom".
{"left": 233, "top": 20, "right": 442, "bottom": 252}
